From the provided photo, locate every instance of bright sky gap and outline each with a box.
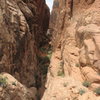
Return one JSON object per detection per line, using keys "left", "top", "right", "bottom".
{"left": 46, "top": 0, "right": 53, "bottom": 12}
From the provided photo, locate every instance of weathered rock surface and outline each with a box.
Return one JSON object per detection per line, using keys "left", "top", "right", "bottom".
{"left": 1, "top": 0, "right": 100, "bottom": 99}
{"left": 0, "top": 73, "right": 37, "bottom": 100}
{"left": 0, "top": 0, "right": 50, "bottom": 99}
{"left": 0, "top": 0, "right": 49, "bottom": 86}
{"left": 42, "top": 0, "right": 100, "bottom": 99}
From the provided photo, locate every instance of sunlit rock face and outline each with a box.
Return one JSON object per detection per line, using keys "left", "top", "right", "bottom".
{"left": 0, "top": 73, "right": 37, "bottom": 100}
{"left": 42, "top": 0, "right": 100, "bottom": 100}
{"left": 0, "top": 0, "right": 50, "bottom": 89}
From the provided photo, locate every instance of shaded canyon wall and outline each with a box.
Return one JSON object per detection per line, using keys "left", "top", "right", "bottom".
{"left": 0, "top": 0, "right": 50, "bottom": 88}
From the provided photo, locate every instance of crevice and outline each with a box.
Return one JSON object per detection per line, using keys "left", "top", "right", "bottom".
{"left": 61, "top": 11, "right": 66, "bottom": 30}
{"left": 36, "top": 32, "right": 52, "bottom": 99}
{"left": 17, "top": 1, "right": 51, "bottom": 99}
{"left": 70, "top": 0, "right": 74, "bottom": 18}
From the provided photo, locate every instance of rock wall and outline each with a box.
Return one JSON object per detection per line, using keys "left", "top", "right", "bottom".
{"left": 42, "top": 0, "right": 100, "bottom": 100}
{"left": 0, "top": 0, "right": 50, "bottom": 89}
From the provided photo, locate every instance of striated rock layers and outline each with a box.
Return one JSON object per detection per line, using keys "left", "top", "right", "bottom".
{"left": 0, "top": 0, "right": 50, "bottom": 99}
{"left": 42, "top": 0, "right": 100, "bottom": 100}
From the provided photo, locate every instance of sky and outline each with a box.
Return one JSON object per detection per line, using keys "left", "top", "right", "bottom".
{"left": 46, "top": 0, "right": 53, "bottom": 12}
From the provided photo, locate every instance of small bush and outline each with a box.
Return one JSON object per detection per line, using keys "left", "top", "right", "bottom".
{"left": 57, "top": 71, "right": 65, "bottom": 77}
{"left": 12, "top": 82, "right": 17, "bottom": 86}
{"left": 40, "top": 48, "right": 47, "bottom": 53}
{"left": 47, "top": 53, "right": 52, "bottom": 60}
{"left": 82, "top": 81, "right": 91, "bottom": 88}
{"left": 76, "top": 63, "right": 80, "bottom": 67}
{"left": 79, "top": 89, "right": 86, "bottom": 95}
{"left": 63, "top": 83, "right": 68, "bottom": 87}
{"left": 94, "top": 87, "right": 100, "bottom": 95}
{"left": 42, "top": 56, "right": 50, "bottom": 63}
{"left": 0, "top": 76, "right": 7, "bottom": 87}
{"left": 47, "top": 50, "right": 52, "bottom": 54}
{"left": 42, "top": 64, "right": 48, "bottom": 75}
{"left": 38, "top": 56, "right": 50, "bottom": 65}
{"left": 60, "top": 61, "right": 64, "bottom": 67}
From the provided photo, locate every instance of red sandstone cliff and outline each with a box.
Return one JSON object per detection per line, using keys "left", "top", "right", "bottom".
{"left": 1, "top": 0, "right": 100, "bottom": 100}
{"left": 42, "top": 0, "right": 100, "bottom": 100}
{"left": 0, "top": 0, "right": 50, "bottom": 99}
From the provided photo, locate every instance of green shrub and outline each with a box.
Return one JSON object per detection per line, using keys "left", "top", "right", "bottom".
{"left": 12, "top": 82, "right": 17, "bottom": 86}
{"left": 47, "top": 50, "right": 52, "bottom": 59}
{"left": 42, "top": 64, "right": 48, "bottom": 75}
{"left": 38, "top": 47, "right": 52, "bottom": 76}
{"left": 57, "top": 71, "right": 65, "bottom": 77}
{"left": 47, "top": 54, "right": 52, "bottom": 59}
{"left": 47, "top": 50, "right": 52, "bottom": 54}
{"left": 38, "top": 56, "right": 50, "bottom": 65}
{"left": 79, "top": 89, "right": 86, "bottom": 95}
{"left": 42, "top": 56, "right": 50, "bottom": 64}
{"left": 94, "top": 87, "right": 100, "bottom": 95}
{"left": 82, "top": 81, "right": 91, "bottom": 88}
{"left": 37, "top": 55, "right": 42, "bottom": 62}
{"left": 63, "top": 82, "right": 68, "bottom": 87}
{"left": 0, "top": 76, "right": 7, "bottom": 87}
{"left": 60, "top": 61, "right": 64, "bottom": 67}
{"left": 40, "top": 48, "right": 47, "bottom": 53}
{"left": 76, "top": 63, "right": 80, "bottom": 67}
